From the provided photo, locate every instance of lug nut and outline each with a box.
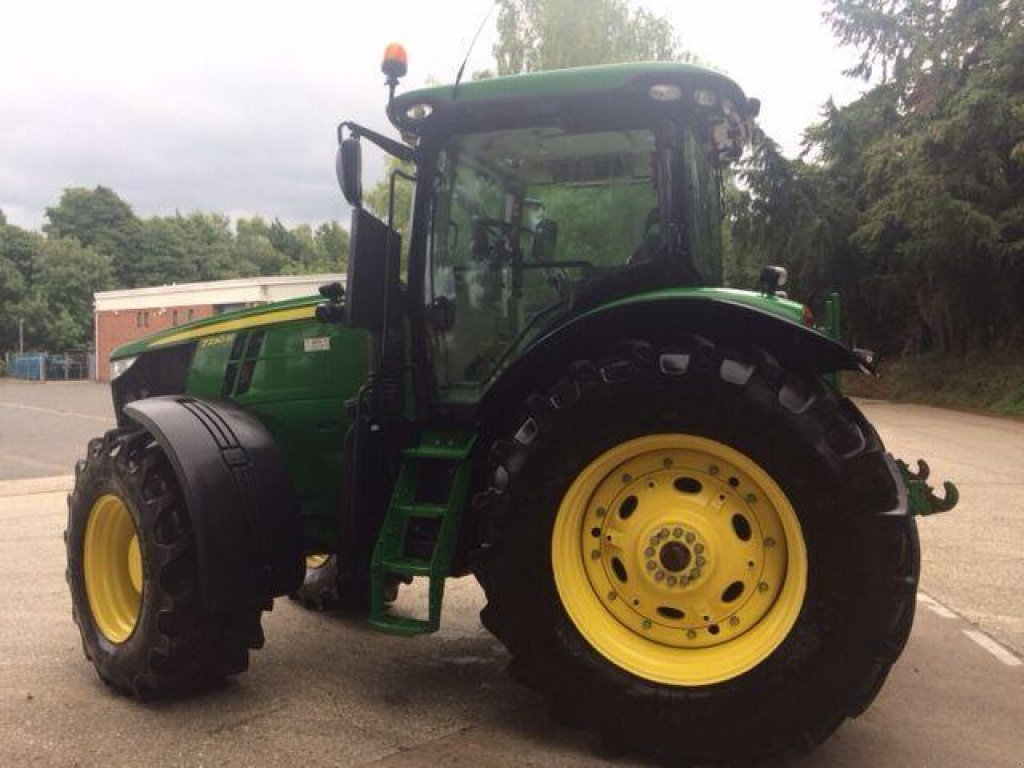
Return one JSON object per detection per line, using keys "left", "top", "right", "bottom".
{"left": 642, "top": 620, "right": 652, "bottom": 630}
{"left": 596, "top": 507, "right": 607, "bottom": 518}
{"left": 591, "top": 550, "right": 601, "bottom": 560}
{"left": 646, "top": 560, "right": 657, "bottom": 571}
{"left": 663, "top": 457, "right": 674, "bottom": 468}
{"left": 673, "top": 527, "right": 683, "bottom": 538}
{"left": 708, "top": 465, "right": 720, "bottom": 475}
{"left": 687, "top": 629, "right": 697, "bottom": 639}
{"left": 650, "top": 535, "right": 660, "bottom": 546}
{"left": 691, "top": 568, "right": 702, "bottom": 579}
{"left": 694, "top": 543, "right": 705, "bottom": 554}
{"left": 608, "top": 591, "right": 618, "bottom": 601}
{"left": 746, "top": 493, "right": 757, "bottom": 503}
{"left": 645, "top": 546, "right": 655, "bottom": 557}
{"left": 655, "top": 570, "right": 665, "bottom": 581}
{"left": 695, "top": 556, "right": 706, "bottom": 567}
{"left": 685, "top": 532, "right": 696, "bottom": 544}
{"left": 622, "top": 473, "right": 633, "bottom": 484}
{"left": 729, "top": 616, "right": 740, "bottom": 627}
{"left": 667, "top": 576, "right": 677, "bottom": 586}
{"left": 758, "top": 581, "right": 769, "bottom": 592}
{"left": 764, "top": 537, "right": 776, "bottom": 548}
{"left": 659, "top": 528, "right": 669, "bottom": 539}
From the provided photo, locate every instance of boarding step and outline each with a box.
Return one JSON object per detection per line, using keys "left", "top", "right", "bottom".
{"left": 368, "top": 430, "right": 476, "bottom": 637}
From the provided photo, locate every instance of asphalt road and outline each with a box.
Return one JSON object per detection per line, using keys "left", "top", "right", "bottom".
{"left": 0, "top": 382, "right": 1021, "bottom": 766}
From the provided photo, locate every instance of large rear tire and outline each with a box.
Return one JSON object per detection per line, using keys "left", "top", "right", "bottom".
{"left": 475, "top": 338, "right": 919, "bottom": 763}
{"left": 66, "top": 429, "right": 267, "bottom": 700}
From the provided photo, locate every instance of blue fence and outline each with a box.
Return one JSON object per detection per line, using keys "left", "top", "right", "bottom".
{"left": 5, "top": 352, "right": 94, "bottom": 381}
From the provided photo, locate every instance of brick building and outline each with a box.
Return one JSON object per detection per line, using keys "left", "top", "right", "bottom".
{"left": 93, "top": 274, "right": 344, "bottom": 381}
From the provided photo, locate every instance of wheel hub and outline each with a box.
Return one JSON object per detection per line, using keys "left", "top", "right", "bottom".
{"left": 83, "top": 494, "right": 143, "bottom": 644}
{"left": 554, "top": 434, "right": 807, "bottom": 685}
{"left": 658, "top": 540, "right": 691, "bottom": 573}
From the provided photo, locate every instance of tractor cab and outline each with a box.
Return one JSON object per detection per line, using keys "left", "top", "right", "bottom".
{"left": 338, "top": 59, "right": 762, "bottom": 409}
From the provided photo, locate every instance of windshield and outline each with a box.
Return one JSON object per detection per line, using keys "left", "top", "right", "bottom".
{"left": 425, "top": 122, "right": 717, "bottom": 394}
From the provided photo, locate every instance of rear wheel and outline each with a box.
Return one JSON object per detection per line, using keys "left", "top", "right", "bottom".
{"left": 476, "top": 339, "right": 919, "bottom": 763}
{"left": 66, "top": 429, "right": 266, "bottom": 699}
{"left": 554, "top": 433, "right": 807, "bottom": 687}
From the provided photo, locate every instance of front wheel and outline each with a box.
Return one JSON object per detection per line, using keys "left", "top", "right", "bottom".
{"left": 476, "top": 339, "right": 919, "bottom": 763}
{"left": 66, "top": 429, "right": 266, "bottom": 699}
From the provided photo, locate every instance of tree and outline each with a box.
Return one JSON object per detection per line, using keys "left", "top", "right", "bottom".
{"left": 136, "top": 217, "right": 198, "bottom": 286}
{"left": 235, "top": 216, "right": 289, "bottom": 276}
{"left": 313, "top": 221, "right": 349, "bottom": 271}
{"left": 493, "top": 0, "right": 680, "bottom": 75}
{"left": 27, "top": 238, "right": 114, "bottom": 349}
{"left": 178, "top": 212, "right": 243, "bottom": 280}
{"left": 728, "top": 0, "right": 1024, "bottom": 356}
{"left": 44, "top": 186, "right": 141, "bottom": 287}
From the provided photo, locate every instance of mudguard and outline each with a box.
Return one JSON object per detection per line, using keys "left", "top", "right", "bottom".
{"left": 480, "top": 295, "right": 866, "bottom": 422}
{"left": 123, "top": 396, "right": 304, "bottom": 610}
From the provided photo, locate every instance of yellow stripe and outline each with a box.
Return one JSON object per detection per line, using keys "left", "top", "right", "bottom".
{"left": 151, "top": 306, "right": 317, "bottom": 347}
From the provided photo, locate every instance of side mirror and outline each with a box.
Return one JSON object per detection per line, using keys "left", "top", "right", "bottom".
{"left": 336, "top": 137, "right": 363, "bottom": 208}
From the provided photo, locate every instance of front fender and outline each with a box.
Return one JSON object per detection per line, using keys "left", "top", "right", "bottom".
{"left": 123, "top": 396, "right": 304, "bottom": 610}
{"left": 480, "top": 294, "right": 865, "bottom": 422}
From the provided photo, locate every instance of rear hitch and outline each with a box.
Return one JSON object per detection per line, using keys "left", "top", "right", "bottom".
{"left": 896, "top": 458, "right": 959, "bottom": 516}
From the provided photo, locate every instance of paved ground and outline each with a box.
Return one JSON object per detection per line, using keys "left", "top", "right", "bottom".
{"left": 0, "top": 382, "right": 1021, "bottom": 767}
{"left": 859, "top": 399, "right": 1024, "bottom": 654}
{"left": 0, "top": 380, "right": 114, "bottom": 480}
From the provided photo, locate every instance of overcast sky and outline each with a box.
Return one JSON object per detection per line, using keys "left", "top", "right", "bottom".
{"left": 1, "top": 0, "right": 863, "bottom": 232}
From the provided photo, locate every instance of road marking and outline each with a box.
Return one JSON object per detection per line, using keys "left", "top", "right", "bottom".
{"left": 963, "top": 629, "right": 1023, "bottom": 667}
{"left": 917, "top": 591, "right": 958, "bottom": 619}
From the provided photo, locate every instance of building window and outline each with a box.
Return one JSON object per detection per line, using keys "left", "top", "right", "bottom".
{"left": 172, "top": 309, "right": 179, "bottom": 325}
{"left": 136, "top": 311, "right": 149, "bottom": 328}
{"left": 187, "top": 309, "right": 195, "bottom": 321}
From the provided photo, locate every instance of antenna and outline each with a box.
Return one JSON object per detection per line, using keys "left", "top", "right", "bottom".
{"left": 453, "top": 1, "right": 497, "bottom": 98}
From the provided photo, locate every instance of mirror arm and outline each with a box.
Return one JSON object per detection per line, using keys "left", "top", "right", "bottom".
{"left": 338, "top": 121, "right": 415, "bottom": 163}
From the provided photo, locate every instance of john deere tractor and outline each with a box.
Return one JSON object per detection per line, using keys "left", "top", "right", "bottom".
{"left": 66, "top": 48, "right": 958, "bottom": 763}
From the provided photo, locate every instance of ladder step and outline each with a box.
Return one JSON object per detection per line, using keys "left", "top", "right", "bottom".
{"left": 401, "top": 445, "right": 473, "bottom": 461}
{"left": 401, "top": 429, "right": 476, "bottom": 461}
{"left": 379, "top": 556, "right": 433, "bottom": 577}
{"left": 392, "top": 503, "right": 448, "bottom": 519}
{"left": 368, "top": 613, "right": 438, "bottom": 637}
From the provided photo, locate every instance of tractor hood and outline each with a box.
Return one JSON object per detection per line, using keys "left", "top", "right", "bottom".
{"left": 110, "top": 295, "right": 323, "bottom": 361}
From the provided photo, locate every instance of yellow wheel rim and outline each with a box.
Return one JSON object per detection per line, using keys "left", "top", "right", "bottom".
{"left": 552, "top": 434, "right": 807, "bottom": 686}
{"left": 83, "top": 494, "right": 143, "bottom": 644}
{"left": 306, "top": 553, "right": 330, "bottom": 569}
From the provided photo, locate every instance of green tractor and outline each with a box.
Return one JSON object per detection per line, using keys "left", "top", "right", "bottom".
{"left": 66, "top": 49, "right": 958, "bottom": 763}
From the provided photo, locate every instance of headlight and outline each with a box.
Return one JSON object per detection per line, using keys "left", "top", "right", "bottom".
{"left": 109, "top": 356, "right": 138, "bottom": 380}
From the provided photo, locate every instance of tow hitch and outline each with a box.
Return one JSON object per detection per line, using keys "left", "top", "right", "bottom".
{"left": 897, "top": 458, "right": 959, "bottom": 516}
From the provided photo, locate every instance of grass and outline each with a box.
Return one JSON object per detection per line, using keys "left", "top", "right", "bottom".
{"left": 842, "top": 349, "right": 1024, "bottom": 419}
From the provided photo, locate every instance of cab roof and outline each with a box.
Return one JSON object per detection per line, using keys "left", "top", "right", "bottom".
{"left": 389, "top": 61, "right": 755, "bottom": 137}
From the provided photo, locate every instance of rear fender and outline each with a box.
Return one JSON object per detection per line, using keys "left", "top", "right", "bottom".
{"left": 123, "top": 396, "right": 304, "bottom": 610}
{"left": 480, "top": 296, "right": 865, "bottom": 423}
